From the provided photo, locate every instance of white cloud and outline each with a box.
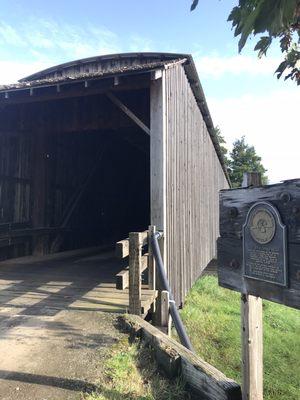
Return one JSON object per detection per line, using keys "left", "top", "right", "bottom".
{"left": 129, "top": 35, "right": 154, "bottom": 52}
{"left": 0, "top": 17, "right": 123, "bottom": 83}
{"left": 0, "top": 22, "right": 26, "bottom": 47}
{"left": 208, "top": 88, "right": 300, "bottom": 183}
{"left": 195, "top": 54, "right": 281, "bottom": 78}
{"left": 0, "top": 17, "right": 121, "bottom": 64}
{"left": 0, "top": 17, "right": 157, "bottom": 84}
{"left": 0, "top": 61, "right": 52, "bottom": 84}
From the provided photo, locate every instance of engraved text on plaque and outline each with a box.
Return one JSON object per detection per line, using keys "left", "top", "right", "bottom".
{"left": 243, "top": 202, "right": 287, "bottom": 286}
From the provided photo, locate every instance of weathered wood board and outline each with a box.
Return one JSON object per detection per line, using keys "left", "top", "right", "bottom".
{"left": 120, "top": 314, "right": 241, "bottom": 400}
{"left": 163, "top": 64, "right": 229, "bottom": 306}
{"left": 218, "top": 179, "right": 300, "bottom": 309}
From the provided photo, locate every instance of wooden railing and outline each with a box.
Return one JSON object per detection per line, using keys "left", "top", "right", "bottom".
{"left": 115, "top": 226, "right": 156, "bottom": 316}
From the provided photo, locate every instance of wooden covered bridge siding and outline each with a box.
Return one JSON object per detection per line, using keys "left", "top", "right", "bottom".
{"left": 151, "top": 64, "right": 229, "bottom": 305}
{"left": 0, "top": 129, "right": 32, "bottom": 258}
{"left": 0, "top": 52, "right": 229, "bottom": 308}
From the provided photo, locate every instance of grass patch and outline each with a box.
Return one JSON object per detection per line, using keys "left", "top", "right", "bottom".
{"left": 180, "top": 275, "right": 300, "bottom": 400}
{"left": 84, "top": 338, "right": 190, "bottom": 400}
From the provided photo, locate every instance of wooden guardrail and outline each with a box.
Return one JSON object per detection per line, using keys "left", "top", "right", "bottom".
{"left": 119, "top": 314, "right": 242, "bottom": 400}
{"left": 115, "top": 226, "right": 156, "bottom": 316}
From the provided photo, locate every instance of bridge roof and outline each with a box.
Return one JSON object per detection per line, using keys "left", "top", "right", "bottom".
{"left": 0, "top": 52, "right": 229, "bottom": 183}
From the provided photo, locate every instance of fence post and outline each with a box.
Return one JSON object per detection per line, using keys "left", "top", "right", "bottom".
{"left": 129, "top": 232, "right": 142, "bottom": 315}
{"left": 161, "top": 290, "right": 172, "bottom": 336}
{"left": 241, "top": 172, "right": 263, "bottom": 400}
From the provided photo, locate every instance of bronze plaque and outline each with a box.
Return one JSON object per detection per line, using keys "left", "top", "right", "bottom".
{"left": 243, "top": 201, "right": 287, "bottom": 286}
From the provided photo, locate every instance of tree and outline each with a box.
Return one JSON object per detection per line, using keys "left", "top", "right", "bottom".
{"left": 214, "top": 126, "right": 230, "bottom": 167}
{"left": 215, "top": 130, "right": 268, "bottom": 187}
{"left": 191, "top": 0, "right": 300, "bottom": 85}
{"left": 228, "top": 136, "right": 268, "bottom": 187}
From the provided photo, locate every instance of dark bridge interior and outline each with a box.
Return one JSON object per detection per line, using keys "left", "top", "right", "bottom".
{"left": 53, "top": 127, "right": 150, "bottom": 251}
{"left": 0, "top": 87, "right": 150, "bottom": 260}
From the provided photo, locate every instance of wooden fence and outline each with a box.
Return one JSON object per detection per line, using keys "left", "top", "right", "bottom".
{"left": 115, "top": 226, "right": 157, "bottom": 316}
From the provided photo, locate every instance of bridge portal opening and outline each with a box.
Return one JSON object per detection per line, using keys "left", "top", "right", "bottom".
{"left": 0, "top": 86, "right": 150, "bottom": 259}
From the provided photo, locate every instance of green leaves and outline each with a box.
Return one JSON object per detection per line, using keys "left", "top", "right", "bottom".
{"left": 190, "top": 0, "right": 199, "bottom": 11}
{"left": 276, "top": 47, "right": 300, "bottom": 84}
{"left": 215, "top": 129, "right": 268, "bottom": 187}
{"left": 214, "top": 127, "right": 230, "bottom": 168}
{"left": 275, "top": 60, "right": 288, "bottom": 78}
{"left": 254, "top": 36, "right": 273, "bottom": 57}
{"left": 228, "top": 1, "right": 296, "bottom": 51}
{"left": 227, "top": 0, "right": 300, "bottom": 84}
{"left": 215, "top": 126, "right": 268, "bottom": 188}
{"left": 228, "top": 136, "right": 268, "bottom": 188}
{"left": 192, "top": 0, "right": 300, "bottom": 84}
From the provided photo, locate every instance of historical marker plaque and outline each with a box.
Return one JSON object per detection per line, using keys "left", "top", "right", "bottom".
{"left": 243, "top": 202, "right": 287, "bottom": 286}
{"left": 217, "top": 179, "right": 300, "bottom": 309}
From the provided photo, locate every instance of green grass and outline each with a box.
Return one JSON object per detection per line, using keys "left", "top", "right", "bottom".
{"left": 84, "top": 338, "right": 190, "bottom": 400}
{"left": 180, "top": 275, "right": 300, "bottom": 400}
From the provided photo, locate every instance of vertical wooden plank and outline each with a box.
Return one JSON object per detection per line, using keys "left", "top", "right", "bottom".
{"left": 163, "top": 63, "right": 229, "bottom": 307}
{"left": 150, "top": 70, "right": 167, "bottom": 323}
{"left": 129, "top": 232, "right": 142, "bottom": 316}
{"left": 241, "top": 172, "right": 263, "bottom": 400}
{"left": 150, "top": 70, "right": 167, "bottom": 234}
{"left": 150, "top": 70, "right": 167, "bottom": 274}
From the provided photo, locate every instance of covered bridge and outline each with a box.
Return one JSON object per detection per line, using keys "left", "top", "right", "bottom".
{"left": 0, "top": 52, "right": 229, "bottom": 310}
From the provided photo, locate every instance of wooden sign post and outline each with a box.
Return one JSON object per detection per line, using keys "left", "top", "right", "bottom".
{"left": 241, "top": 172, "right": 263, "bottom": 400}
{"left": 217, "top": 173, "right": 300, "bottom": 400}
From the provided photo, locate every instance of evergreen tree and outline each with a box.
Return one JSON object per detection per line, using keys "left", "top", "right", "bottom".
{"left": 228, "top": 136, "right": 268, "bottom": 187}
{"left": 214, "top": 126, "right": 229, "bottom": 168}
{"left": 215, "top": 129, "right": 268, "bottom": 187}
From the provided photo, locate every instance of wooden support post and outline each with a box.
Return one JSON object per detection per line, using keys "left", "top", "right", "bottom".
{"left": 160, "top": 290, "right": 172, "bottom": 337}
{"left": 150, "top": 71, "right": 167, "bottom": 235}
{"left": 161, "top": 290, "right": 169, "bottom": 327}
{"left": 241, "top": 172, "right": 263, "bottom": 400}
{"left": 129, "top": 232, "right": 142, "bottom": 315}
{"left": 241, "top": 294, "right": 263, "bottom": 400}
{"left": 150, "top": 71, "right": 167, "bottom": 326}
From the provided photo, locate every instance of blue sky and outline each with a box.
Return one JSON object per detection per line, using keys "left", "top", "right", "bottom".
{"left": 0, "top": 0, "right": 299, "bottom": 182}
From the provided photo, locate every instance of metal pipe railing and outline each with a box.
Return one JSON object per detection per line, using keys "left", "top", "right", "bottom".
{"left": 150, "top": 231, "right": 194, "bottom": 352}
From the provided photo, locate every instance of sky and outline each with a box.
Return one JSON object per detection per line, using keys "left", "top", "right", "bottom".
{"left": 0, "top": 0, "right": 299, "bottom": 183}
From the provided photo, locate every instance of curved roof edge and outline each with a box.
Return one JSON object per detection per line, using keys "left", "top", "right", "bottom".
{"left": 20, "top": 52, "right": 189, "bottom": 82}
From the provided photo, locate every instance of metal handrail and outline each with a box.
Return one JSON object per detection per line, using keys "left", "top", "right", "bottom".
{"left": 150, "top": 231, "right": 194, "bottom": 352}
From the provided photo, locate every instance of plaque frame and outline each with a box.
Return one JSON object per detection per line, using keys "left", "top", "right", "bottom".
{"left": 242, "top": 201, "right": 288, "bottom": 287}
